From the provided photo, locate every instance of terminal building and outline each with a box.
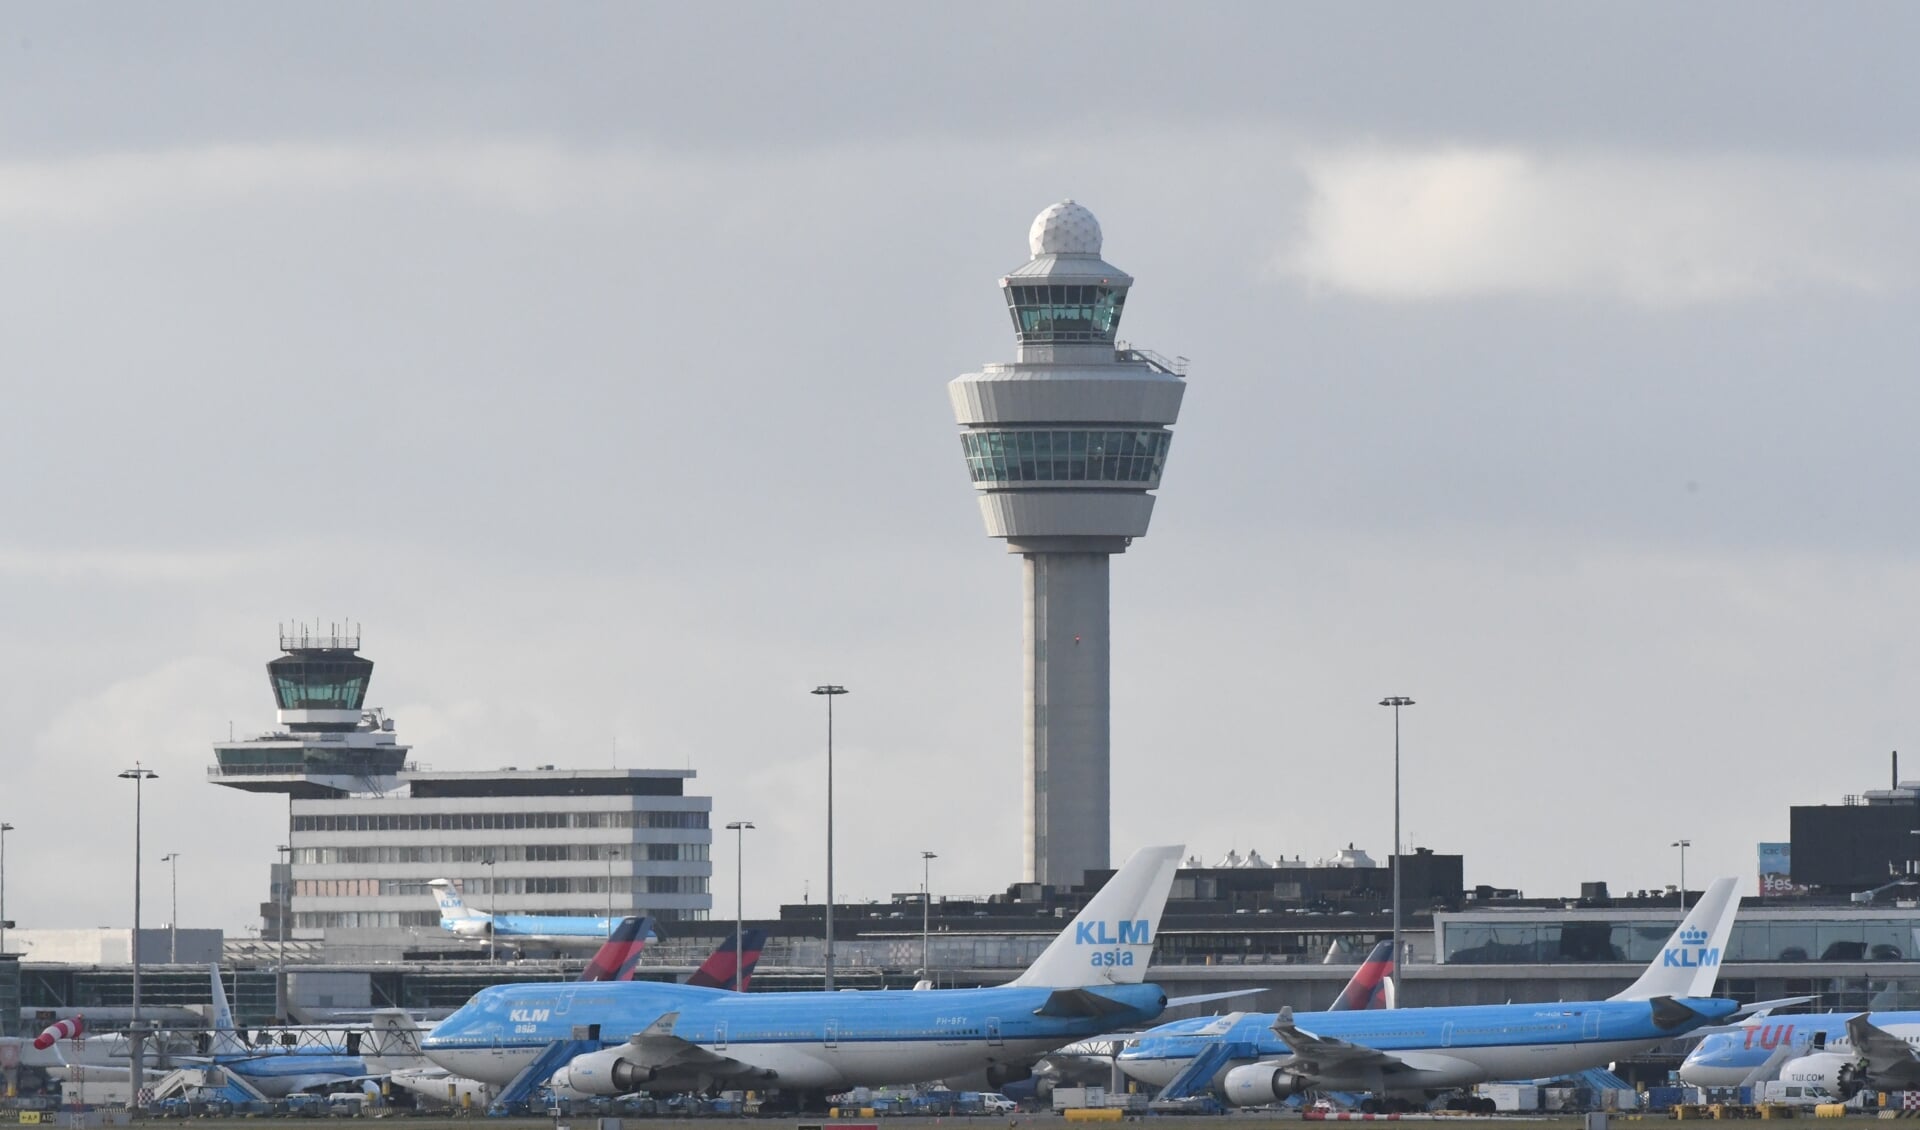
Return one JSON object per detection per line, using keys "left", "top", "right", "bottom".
{"left": 1787, "top": 757, "right": 1920, "bottom": 898}
{"left": 209, "top": 629, "right": 713, "bottom": 962}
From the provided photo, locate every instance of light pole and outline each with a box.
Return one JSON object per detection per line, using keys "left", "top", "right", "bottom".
{"left": 1, "top": 822, "right": 14, "bottom": 958}
{"left": 811, "top": 684, "right": 848, "bottom": 990}
{"left": 118, "top": 763, "right": 158, "bottom": 1112}
{"left": 275, "top": 843, "right": 292, "bottom": 1022}
{"left": 160, "top": 852, "right": 180, "bottom": 963}
{"left": 606, "top": 846, "right": 621, "bottom": 939}
{"left": 1378, "top": 697, "right": 1414, "bottom": 976}
{"left": 920, "top": 851, "right": 938, "bottom": 983}
{"left": 726, "top": 821, "right": 755, "bottom": 992}
{"left": 1672, "top": 839, "right": 1691, "bottom": 907}
{"left": 481, "top": 857, "right": 496, "bottom": 963}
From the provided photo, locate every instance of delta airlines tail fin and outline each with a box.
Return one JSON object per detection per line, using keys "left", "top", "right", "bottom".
{"left": 1612, "top": 876, "right": 1741, "bottom": 1001}
{"left": 579, "top": 916, "right": 657, "bottom": 983}
{"left": 1332, "top": 940, "right": 1396, "bottom": 1011}
{"left": 1009, "top": 844, "right": 1183, "bottom": 989}
{"left": 207, "top": 965, "right": 250, "bottom": 1056}
{"left": 686, "top": 929, "right": 769, "bottom": 991}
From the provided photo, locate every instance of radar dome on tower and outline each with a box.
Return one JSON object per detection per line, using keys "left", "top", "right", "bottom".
{"left": 1028, "top": 200, "right": 1103, "bottom": 257}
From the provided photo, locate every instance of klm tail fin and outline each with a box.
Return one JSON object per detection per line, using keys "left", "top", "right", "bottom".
{"left": 1008, "top": 844, "right": 1183, "bottom": 988}
{"left": 428, "top": 879, "right": 478, "bottom": 919}
{"left": 579, "top": 916, "right": 656, "bottom": 982}
{"left": 1612, "top": 876, "right": 1740, "bottom": 1001}
{"left": 687, "top": 929, "right": 769, "bottom": 991}
{"left": 207, "top": 965, "right": 250, "bottom": 1056}
{"left": 1333, "top": 940, "right": 1396, "bottom": 1011}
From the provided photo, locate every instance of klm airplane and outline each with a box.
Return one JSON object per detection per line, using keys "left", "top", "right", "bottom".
{"left": 1682, "top": 1011, "right": 1920, "bottom": 1096}
{"left": 1119, "top": 876, "right": 1748, "bottom": 1107}
{"left": 430, "top": 879, "right": 643, "bottom": 948}
{"left": 421, "top": 845, "right": 1191, "bottom": 1099}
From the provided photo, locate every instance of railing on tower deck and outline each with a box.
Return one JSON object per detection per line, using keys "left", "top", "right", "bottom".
{"left": 1114, "top": 343, "right": 1189, "bottom": 376}
{"left": 207, "top": 761, "right": 419, "bottom": 778}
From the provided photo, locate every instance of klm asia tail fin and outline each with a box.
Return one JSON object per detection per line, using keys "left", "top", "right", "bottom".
{"left": 1333, "top": 940, "right": 1396, "bottom": 1011}
{"left": 579, "top": 916, "right": 656, "bottom": 983}
{"left": 686, "top": 929, "right": 768, "bottom": 991}
{"left": 1008, "top": 844, "right": 1183, "bottom": 989}
{"left": 1612, "top": 876, "right": 1741, "bottom": 1001}
{"left": 207, "top": 965, "right": 251, "bottom": 1056}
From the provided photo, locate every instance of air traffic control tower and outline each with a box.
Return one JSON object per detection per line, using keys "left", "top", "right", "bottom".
{"left": 950, "top": 201, "right": 1186, "bottom": 886}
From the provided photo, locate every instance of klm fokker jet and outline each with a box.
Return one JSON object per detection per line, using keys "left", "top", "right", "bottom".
{"left": 429, "top": 879, "right": 643, "bottom": 948}
{"left": 421, "top": 845, "right": 1191, "bottom": 1099}
{"left": 1120, "top": 876, "right": 1748, "bottom": 1108}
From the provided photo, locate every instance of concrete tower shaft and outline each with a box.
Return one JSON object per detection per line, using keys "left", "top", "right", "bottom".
{"left": 948, "top": 201, "right": 1185, "bottom": 886}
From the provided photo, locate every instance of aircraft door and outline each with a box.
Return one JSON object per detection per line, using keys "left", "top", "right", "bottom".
{"left": 1583, "top": 1011, "right": 1600, "bottom": 1039}
{"left": 715, "top": 1021, "right": 727, "bottom": 1051}
{"left": 987, "top": 1018, "right": 1002, "bottom": 1047}
{"left": 825, "top": 1020, "right": 839, "bottom": 1050}
{"left": 1440, "top": 1022, "right": 1453, "bottom": 1048}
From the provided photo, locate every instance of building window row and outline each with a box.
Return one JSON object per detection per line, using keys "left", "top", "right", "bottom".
{"left": 962, "top": 429, "right": 1170, "bottom": 485}
{"left": 1443, "top": 918, "right": 1920, "bottom": 965}
{"left": 1002, "top": 284, "right": 1126, "bottom": 343}
{"left": 294, "top": 907, "right": 708, "bottom": 929}
{"left": 295, "top": 874, "right": 710, "bottom": 898}
{"left": 291, "top": 810, "right": 709, "bottom": 833}
{"left": 291, "top": 842, "right": 711, "bottom": 866}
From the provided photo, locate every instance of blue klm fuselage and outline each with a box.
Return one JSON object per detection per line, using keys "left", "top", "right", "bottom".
{"left": 1120, "top": 996, "right": 1742, "bottom": 1091}
{"left": 421, "top": 978, "right": 1169, "bottom": 1090}
{"left": 449, "top": 913, "right": 619, "bottom": 939}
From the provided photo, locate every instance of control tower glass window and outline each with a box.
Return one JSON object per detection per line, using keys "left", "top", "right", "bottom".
{"left": 1003, "top": 284, "right": 1127, "bottom": 344}
{"left": 961, "top": 429, "right": 1171, "bottom": 485}
{"left": 267, "top": 655, "right": 373, "bottom": 710}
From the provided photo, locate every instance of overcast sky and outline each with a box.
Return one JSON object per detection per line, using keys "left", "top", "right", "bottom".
{"left": 3, "top": 4, "right": 1918, "bottom": 934}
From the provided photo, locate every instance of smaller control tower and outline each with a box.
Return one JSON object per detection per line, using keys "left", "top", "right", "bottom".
{"left": 208, "top": 625, "right": 409, "bottom": 798}
{"left": 950, "top": 202, "right": 1186, "bottom": 887}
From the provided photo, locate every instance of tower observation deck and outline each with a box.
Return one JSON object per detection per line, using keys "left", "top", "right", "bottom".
{"left": 208, "top": 626, "right": 410, "bottom": 798}
{"left": 949, "top": 201, "right": 1186, "bottom": 886}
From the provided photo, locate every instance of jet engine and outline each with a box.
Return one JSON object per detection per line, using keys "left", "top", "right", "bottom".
{"left": 549, "top": 1046, "right": 657, "bottom": 1097}
{"left": 1221, "top": 1062, "right": 1308, "bottom": 1107}
{"left": 1778, "top": 1052, "right": 1860, "bottom": 1098}
{"left": 986, "top": 1063, "right": 1033, "bottom": 1088}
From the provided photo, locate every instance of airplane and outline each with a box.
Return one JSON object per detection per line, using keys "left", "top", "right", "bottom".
{"left": 35, "top": 967, "right": 379, "bottom": 1098}
{"left": 391, "top": 922, "right": 768, "bottom": 1108}
{"left": 1009, "top": 937, "right": 1398, "bottom": 1100}
{"left": 421, "top": 844, "right": 1193, "bottom": 1104}
{"left": 1680, "top": 1011, "right": 1920, "bottom": 1096}
{"left": 430, "top": 878, "right": 648, "bottom": 949}
{"left": 1118, "top": 876, "right": 1749, "bottom": 1109}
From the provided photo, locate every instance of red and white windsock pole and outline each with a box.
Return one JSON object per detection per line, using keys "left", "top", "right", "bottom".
{"left": 32, "top": 1015, "right": 85, "bottom": 1051}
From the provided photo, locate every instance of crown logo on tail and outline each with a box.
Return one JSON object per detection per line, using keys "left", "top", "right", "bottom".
{"left": 1679, "top": 927, "right": 1710, "bottom": 945}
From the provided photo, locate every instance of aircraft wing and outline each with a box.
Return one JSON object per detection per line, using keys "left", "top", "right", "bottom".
{"left": 1845, "top": 1014, "right": 1920, "bottom": 1078}
{"left": 620, "top": 1012, "right": 751, "bottom": 1074}
{"left": 1168, "top": 989, "right": 1266, "bottom": 1008}
{"left": 1034, "top": 989, "right": 1140, "bottom": 1019}
{"left": 1270, "top": 1007, "right": 1415, "bottom": 1076}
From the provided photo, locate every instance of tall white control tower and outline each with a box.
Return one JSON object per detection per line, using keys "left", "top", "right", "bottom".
{"left": 950, "top": 201, "right": 1186, "bottom": 886}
